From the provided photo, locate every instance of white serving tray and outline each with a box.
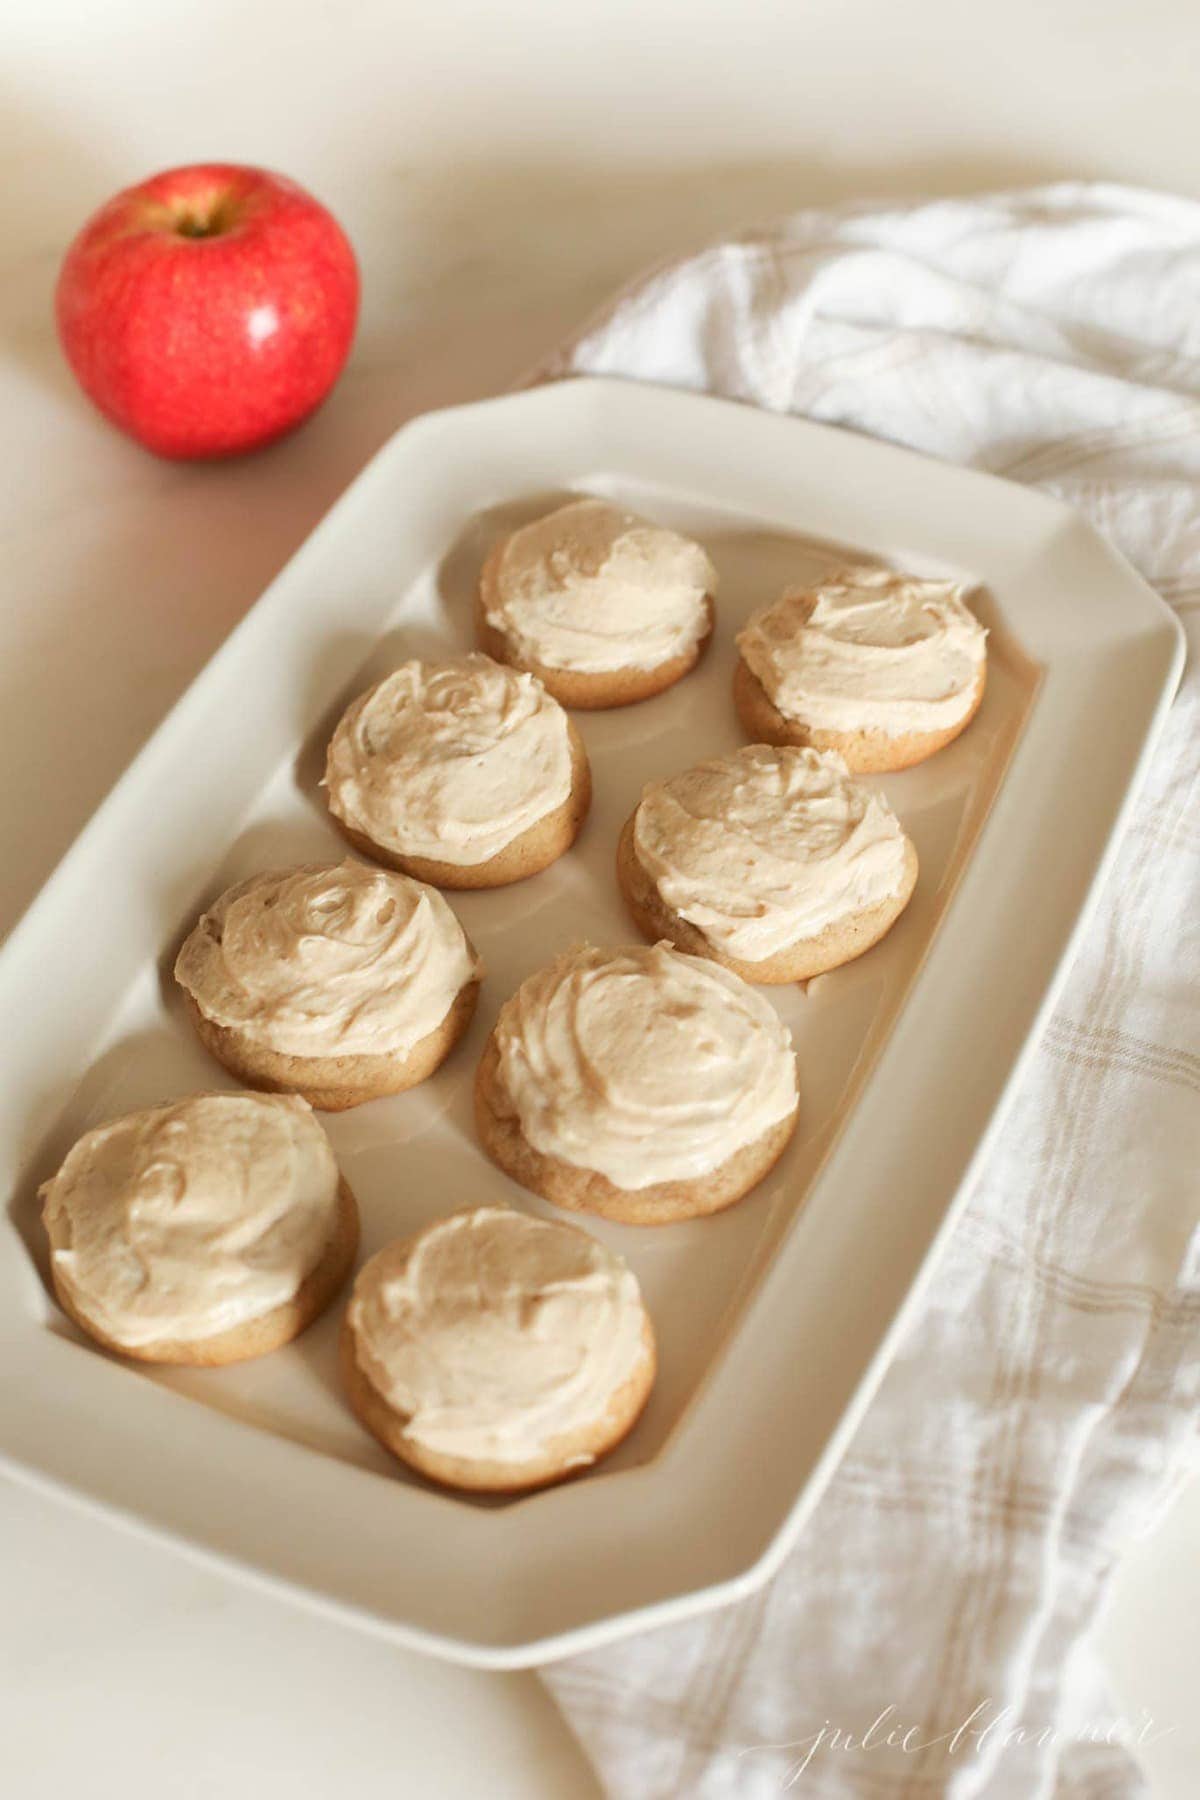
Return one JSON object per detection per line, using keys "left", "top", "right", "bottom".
{"left": 0, "top": 379, "right": 1183, "bottom": 1668}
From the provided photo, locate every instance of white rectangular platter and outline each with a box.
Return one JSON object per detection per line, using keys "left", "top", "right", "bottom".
{"left": 0, "top": 379, "right": 1184, "bottom": 1668}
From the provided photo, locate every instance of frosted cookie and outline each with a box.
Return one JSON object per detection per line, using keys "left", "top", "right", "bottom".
{"left": 475, "top": 943, "right": 798, "bottom": 1225}
{"left": 478, "top": 497, "right": 716, "bottom": 708}
{"left": 341, "top": 1205, "right": 656, "bottom": 1493}
{"left": 175, "top": 860, "right": 482, "bottom": 1111}
{"left": 324, "top": 654, "right": 589, "bottom": 888}
{"left": 40, "top": 1092, "right": 358, "bottom": 1366}
{"left": 735, "top": 565, "right": 987, "bottom": 771}
{"left": 618, "top": 745, "right": 917, "bottom": 984}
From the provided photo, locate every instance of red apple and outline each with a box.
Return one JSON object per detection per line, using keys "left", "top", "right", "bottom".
{"left": 55, "top": 163, "right": 360, "bottom": 459}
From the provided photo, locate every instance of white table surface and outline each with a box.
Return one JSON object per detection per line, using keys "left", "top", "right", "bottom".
{"left": 3, "top": 2, "right": 1198, "bottom": 1793}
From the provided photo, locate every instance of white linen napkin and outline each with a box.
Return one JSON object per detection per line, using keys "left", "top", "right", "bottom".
{"left": 539, "top": 184, "right": 1200, "bottom": 1799}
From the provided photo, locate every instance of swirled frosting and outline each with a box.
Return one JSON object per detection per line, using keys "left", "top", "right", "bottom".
{"left": 348, "top": 1205, "right": 650, "bottom": 1466}
{"left": 633, "top": 746, "right": 912, "bottom": 962}
{"left": 41, "top": 1092, "right": 340, "bottom": 1348}
{"left": 483, "top": 498, "right": 716, "bottom": 674}
{"left": 494, "top": 943, "right": 797, "bottom": 1189}
{"left": 324, "top": 654, "right": 572, "bottom": 865}
{"left": 738, "top": 565, "right": 987, "bottom": 737}
{"left": 175, "top": 860, "right": 480, "bottom": 1058}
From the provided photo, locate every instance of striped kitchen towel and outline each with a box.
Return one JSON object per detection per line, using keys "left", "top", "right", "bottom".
{"left": 540, "top": 184, "right": 1200, "bottom": 1799}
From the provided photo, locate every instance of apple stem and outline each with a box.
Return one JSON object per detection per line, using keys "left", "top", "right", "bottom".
{"left": 174, "top": 197, "right": 234, "bottom": 240}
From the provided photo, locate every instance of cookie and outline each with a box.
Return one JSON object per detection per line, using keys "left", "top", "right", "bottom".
{"left": 478, "top": 497, "right": 716, "bottom": 709}
{"left": 341, "top": 1205, "right": 656, "bottom": 1492}
{"left": 40, "top": 1092, "right": 359, "bottom": 1365}
{"left": 735, "top": 565, "right": 987, "bottom": 772}
{"left": 475, "top": 942, "right": 798, "bottom": 1225}
{"left": 618, "top": 745, "right": 918, "bottom": 983}
{"left": 175, "top": 860, "right": 481, "bottom": 1110}
{"left": 324, "top": 653, "right": 590, "bottom": 887}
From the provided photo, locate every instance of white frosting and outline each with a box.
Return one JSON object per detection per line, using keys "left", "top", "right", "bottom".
{"left": 41, "top": 1093, "right": 340, "bottom": 1348}
{"left": 484, "top": 498, "right": 716, "bottom": 674}
{"left": 494, "top": 943, "right": 797, "bottom": 1190}
{"left": 175, "top": 860, "right": 480, "bottom": 1058}
{"left": 348, "top": 1206, "right": 650, "bottom": 1466}
{"left": 633, "top": 746, "right": 911, "bottom": 962}
{"left": 737, "top": 565, "right": 987, "bottom": 738}
{"left": 325, "top": 654, "right": 572, "bottom": 866}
